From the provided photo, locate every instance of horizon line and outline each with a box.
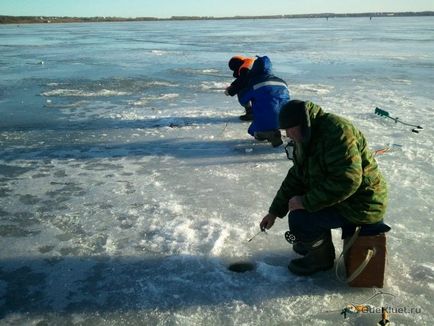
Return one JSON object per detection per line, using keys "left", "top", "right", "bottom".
{"left": 1, "top": 10, "right": 434, "bottom": 20}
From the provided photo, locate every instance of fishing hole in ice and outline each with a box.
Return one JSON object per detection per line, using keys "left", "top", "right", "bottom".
{"left": 228, "top": 261, "right": 256, "bottom": 273}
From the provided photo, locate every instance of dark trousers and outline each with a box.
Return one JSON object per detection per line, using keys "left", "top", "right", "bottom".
{"left": 288, "top": 207, "right": 390, "bottom": 242}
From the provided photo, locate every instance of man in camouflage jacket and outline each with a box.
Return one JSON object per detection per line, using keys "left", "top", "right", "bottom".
{"left": 260, "top": 100, "right": 388, "bottom": 276}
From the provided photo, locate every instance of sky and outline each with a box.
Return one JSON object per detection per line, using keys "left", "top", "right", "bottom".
{"left": 0, "top": 0, "right": 433, "bottom": 18}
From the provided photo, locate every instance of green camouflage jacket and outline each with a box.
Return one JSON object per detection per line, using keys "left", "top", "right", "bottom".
{"left": 269, "top": 102, "right": 387, "bottom": 224}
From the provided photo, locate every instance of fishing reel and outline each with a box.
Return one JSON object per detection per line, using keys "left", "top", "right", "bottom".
{"left": 284, "top": 231, "right": 297, "bottom": 244}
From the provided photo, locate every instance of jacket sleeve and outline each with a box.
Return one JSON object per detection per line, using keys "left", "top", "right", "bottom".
{"left": 302, "top": 125, "right": 363, "bottom": 212}
{"left": 227, "top": 77, "right": 243, "bottom": 96}
{"left": 228, "top": 69, "right": 250, "bottom": 96}
{"left": 269, "top": 167, "right": 305, "bottom": 218}
{"left": 237, "top": 86, "right": 254, "bottom": 107}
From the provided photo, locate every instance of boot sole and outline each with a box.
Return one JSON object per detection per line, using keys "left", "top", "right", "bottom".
{"left": 288, "top": 262, "right": 334, "bottom": 276}
{"left": 293, "top": 248, "right": 308, "bottom": 256}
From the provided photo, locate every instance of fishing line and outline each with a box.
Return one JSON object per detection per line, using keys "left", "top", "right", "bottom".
{"left": 247, "top": 229, "right": 266, "bottom": 242}
{"left": 227, "top": 228, "right": 266, "bottom": 273}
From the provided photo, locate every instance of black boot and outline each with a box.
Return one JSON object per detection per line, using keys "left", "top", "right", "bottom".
{"left": 253, "top": 130, "right": 283, "bottom": 147}
{"left": 285, "top": 230, "right": 308, "bottom": 255}
{"left": 293, "top": 242, "right": 308, "bottom": 256}
{"left": 239, "top": 106, "right": 253, "bottom": 121}
{"left": 288, "top": 232, "right": 335, "bottom": 276}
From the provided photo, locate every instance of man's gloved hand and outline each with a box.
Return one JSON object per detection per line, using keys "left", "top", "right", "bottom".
{"left": 224, "top": 88, "right": 230, "bottom": 96}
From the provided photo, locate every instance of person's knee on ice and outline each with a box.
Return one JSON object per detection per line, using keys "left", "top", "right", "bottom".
{"left": 253, "top": 130, "right": 283, "bottom": 147}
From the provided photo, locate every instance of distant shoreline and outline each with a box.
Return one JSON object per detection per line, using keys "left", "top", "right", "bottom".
{"left": 1, "top": 11, "right": 433, "bottom": 24}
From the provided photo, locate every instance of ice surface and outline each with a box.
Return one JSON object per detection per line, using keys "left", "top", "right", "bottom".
{"left": 0, "top": 17, "right": 433, "bottom": 325}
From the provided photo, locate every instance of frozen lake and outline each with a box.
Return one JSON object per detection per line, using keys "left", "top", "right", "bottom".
{"left": 0, "top": 17, "right": 433, "bottom": 325}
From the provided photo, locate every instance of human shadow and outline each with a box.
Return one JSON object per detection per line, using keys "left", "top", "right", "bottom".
{"left": 0, "top": 251, "right": 354, "bottom": 318}
{"left": 1, "top": 137, "right": 288, "bottom": 163}
{"left": 0, "top": 115, "right": 240, "bottom": 133}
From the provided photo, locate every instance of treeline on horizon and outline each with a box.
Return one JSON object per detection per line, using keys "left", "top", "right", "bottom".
{"left": 1, "top": 11, "right": 433, "bottom": 24}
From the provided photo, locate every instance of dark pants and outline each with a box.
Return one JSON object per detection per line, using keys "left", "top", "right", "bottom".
{"left": 288, "top": 207, "right": 390, "bottom": 242}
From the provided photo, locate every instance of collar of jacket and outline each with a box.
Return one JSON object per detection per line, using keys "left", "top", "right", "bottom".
{"left": 293, "top": 102, "right": 326, "bottom": 165}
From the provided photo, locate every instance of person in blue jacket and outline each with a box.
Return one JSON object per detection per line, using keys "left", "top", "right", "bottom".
{"left": 237, "top": 56, "right": 290, "bottom": 147}
{"left": 224, "top": 55, "right": 255, "bottom": 121}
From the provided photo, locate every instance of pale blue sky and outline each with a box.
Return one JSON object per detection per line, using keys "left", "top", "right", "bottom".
{"left": 1, "top": 0, "right": 433, "bottom": 18}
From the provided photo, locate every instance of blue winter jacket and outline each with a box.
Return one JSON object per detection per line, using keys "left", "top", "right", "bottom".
{"left": 238, "top": 56, "right": 290, "bottom": 135}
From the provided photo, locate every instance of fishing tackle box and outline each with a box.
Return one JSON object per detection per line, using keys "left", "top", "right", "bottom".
{"left": 344, "top": 233, "right": 387, "bottom": 288}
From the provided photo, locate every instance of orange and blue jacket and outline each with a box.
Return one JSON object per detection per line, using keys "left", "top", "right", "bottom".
{"left": 226, "top": 56, "right": 255, "bottom": 96}
{"left": 238, "top": 56, "right": 290, "bottom": 135}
